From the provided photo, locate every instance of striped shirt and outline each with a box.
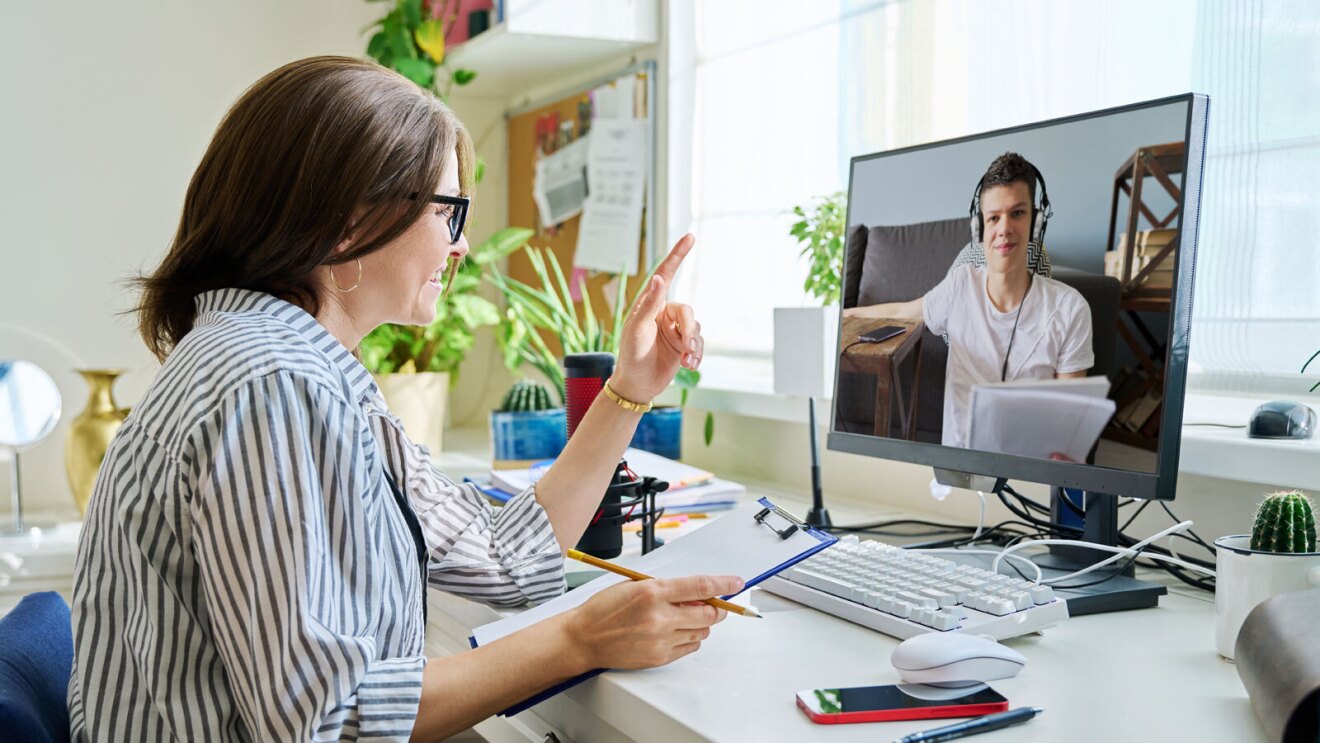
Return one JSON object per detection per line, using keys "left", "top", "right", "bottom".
{"left": 69, "top": 288, "right": 565, "bottom": 741}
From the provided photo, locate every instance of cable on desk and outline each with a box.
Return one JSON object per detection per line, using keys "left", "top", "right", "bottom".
{"left": 1119, "top": 499, "right": 1152, "bottom": 532}
{"left": 830, "top": 518, "right": 981, "bottom": 534}
{"left": 902, "top": 521, "right": 1048, "bottom": 551}
{"left": 838, "top": 339, "right": 872, "bottom": 356}
{"left": 1160, "top": 501, "right": 1217, "bottom": 556}
{"left": 1049, "top": 552, "right": 1142, "bottom": 590}
{"left": 997, "top": 491, "right": 1083, "bottom": 537}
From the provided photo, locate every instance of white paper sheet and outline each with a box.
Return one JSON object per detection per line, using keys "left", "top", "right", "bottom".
{"left": 967, "top": 377, "right": 1116, "bottom": 462}
{"left": 591, "top": 76, "right": 635, "bottom": 120}
{"left": 574, "top": 119, "right": 648, "bottom": 274}
{"left": 532, "top": 135, "right": 589, "bottom": 228}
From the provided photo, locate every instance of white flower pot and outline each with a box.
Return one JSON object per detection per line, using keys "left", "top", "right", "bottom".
{"left": 773, "top": 306, "right": 840, "bottom": 399}
{"left": 1214, "top": 534, "right": 1320, "bottom": 660}
{"left": 374, "top": 371, "right": 450, "bottom": 458}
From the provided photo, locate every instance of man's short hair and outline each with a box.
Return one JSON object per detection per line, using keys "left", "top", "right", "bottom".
{"left": 979, "top": 152, "right": 1038, "bottom": 205}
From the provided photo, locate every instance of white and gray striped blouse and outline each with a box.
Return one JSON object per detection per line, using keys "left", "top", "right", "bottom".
{"left": 69, "top": 288, "right": 565, "bottom": 741}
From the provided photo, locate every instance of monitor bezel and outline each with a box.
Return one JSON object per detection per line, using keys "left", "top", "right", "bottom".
{"left": 827, "top": 93, "right": 1209, "bottom": 501}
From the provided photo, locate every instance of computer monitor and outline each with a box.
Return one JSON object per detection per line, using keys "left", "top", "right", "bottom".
{"left": 828, "top": 94, "right": 1208, "bottom": 610}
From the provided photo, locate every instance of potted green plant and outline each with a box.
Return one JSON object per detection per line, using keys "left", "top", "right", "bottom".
{"left": 489, "top": 246, "right": 711, "bottom": 458}
{"left": 1303, "top": 348, "right": 1319, "bottom": 392}
{"left": 774, "top": 191, "right": 846, "bottom": 398}
{"left": 359, "top": 227, "right": 533, "bottom": 454}
{"left": 364, "top": 0, "right": 477, "bottom": 100}
{"left": 490, "top": 378, "right": 566, "bottom": 467}
{"left": 1214, "top": 490, "right": 1320, "bottom": 659}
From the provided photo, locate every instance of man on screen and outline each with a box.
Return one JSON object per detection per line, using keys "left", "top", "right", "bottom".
{"left": 843, "top": 152, "right": 1094, "bottom": 449}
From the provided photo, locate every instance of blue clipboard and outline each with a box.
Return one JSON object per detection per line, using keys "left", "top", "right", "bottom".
{"left": 462, "top": 476, "right": 515, "bottom": 503}
{"left": 470, "top": 497, "right": 837, "bottom": 716}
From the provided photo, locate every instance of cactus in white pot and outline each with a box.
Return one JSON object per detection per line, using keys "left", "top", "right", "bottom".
{"left": 1250, "top": 490, "right": 1317, "bottom": 553}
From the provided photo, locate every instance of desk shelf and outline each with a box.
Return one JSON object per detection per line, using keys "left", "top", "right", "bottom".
{"left": 446, "top": 0, "right": 658, "bottom": 100}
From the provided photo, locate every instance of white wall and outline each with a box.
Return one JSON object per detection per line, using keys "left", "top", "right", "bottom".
{"left": 0, "top": 1, "right": 382, "bottom": 517}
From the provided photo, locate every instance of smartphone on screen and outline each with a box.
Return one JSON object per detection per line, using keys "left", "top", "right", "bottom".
{"left": 858, "top": 325, "right": 906, "bottom": 344}
{"left": 795, "top": 683, "right": 1008, "bottom": 724}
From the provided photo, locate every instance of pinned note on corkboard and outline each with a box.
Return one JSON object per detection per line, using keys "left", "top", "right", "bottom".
{"left": 505, "top": 62, "right": 657, "bottom": 353}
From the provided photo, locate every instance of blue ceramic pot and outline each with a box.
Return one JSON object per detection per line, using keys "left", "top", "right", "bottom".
{"left": 630, "top": 406, "right": 682, "bottom": 460}
{"left": 490, "top": 409, "right": 567, "bottom": 464}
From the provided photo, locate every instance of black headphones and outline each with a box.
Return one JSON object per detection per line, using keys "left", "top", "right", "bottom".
{"left": 969, "top": 161, "right": 1053, "bottom": 248}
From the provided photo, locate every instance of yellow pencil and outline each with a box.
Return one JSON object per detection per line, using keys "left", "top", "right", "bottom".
{"left": 566, "top": 548, "right": 762, "bottom": 618}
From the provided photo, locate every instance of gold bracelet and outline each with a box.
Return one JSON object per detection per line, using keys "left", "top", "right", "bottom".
{"left": 602, "top": 379, "right": 653, "bottom": 413}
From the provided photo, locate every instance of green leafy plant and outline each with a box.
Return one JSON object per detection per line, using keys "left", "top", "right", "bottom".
{"left": 1303, "top": 349, "right": 1319, "bottom": 392}
{"left": 498, "top": 379, "right": 558, "bottom": 412}
{"left": 365, "top": 0, "right": 476, "bottom": 100}
{"left": 788, "top": 191, "right": 848, "bottom": 305}
{"left": 359, "top": 227, "right": 533, "bottom": 375}
{"left": 1250, "top": 490, "right": 1316, "bottom": 553}
{"left": 489, "top": 247, "right": 714, "bottom": 445}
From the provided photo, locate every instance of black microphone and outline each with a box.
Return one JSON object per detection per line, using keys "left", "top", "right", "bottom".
{"left": 563, "top": 352, "right": 614, "bottom": 439}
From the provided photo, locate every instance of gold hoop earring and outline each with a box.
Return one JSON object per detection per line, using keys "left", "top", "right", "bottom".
{"left": 330, "top": 258, "right": 362, "bottom": 293}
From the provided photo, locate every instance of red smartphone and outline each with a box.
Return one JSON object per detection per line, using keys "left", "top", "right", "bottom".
{"left": 796, "top": 683, "right": 1008, "bottom": 724}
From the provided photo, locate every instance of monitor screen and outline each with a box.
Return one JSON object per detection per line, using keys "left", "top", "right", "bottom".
{"left": 829, "top": 95, "right": 1207, "bottom": 501}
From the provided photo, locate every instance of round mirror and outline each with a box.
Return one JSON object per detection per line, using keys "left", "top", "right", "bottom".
{"left": 0, "top": 360, "right": 63, "bottom": 449}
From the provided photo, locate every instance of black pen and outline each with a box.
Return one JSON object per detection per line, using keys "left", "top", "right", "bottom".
{"left": 894, "top": 707, "right": 1043, "bottom": 743}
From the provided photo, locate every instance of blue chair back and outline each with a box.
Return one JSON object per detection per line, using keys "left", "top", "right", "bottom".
{"left": 0, "top": 592, "right": 73, "bottom": 743}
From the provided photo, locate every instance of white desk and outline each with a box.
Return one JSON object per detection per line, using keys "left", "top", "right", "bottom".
{"left": 429, "top": 433, "right": 1264, "bottom": 743}
{"left": 0, "top": 520, "right": 81, "bottom": 618}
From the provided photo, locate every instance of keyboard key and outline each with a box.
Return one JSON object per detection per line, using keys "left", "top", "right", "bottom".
{"left": 929, "top": 611, "right": 959, "bottom": 631}
{"left": 895, "top": 591, "right": 938, "bottom": 610}
{"left": 1029, "top": 585, "right": 1055, "bottom": 604}
{"left": 918, "top": 588, "right": 956, "bottom": 608}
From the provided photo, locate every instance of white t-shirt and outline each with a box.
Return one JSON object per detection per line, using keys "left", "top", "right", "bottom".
{"left": 922, "top": 264, "right": 1094, "bottom": 449}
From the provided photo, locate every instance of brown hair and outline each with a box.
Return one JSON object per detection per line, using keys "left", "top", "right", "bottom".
{"left": 979, "top": 151, "right": 1038, "bottom": 205}
{"left": 134, "top": 55, "right": 475, "bottom": 361}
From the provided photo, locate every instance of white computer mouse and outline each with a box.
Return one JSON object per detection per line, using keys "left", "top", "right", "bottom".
{"left": 890, "top": 633, "right": 1026, "bottom": 688}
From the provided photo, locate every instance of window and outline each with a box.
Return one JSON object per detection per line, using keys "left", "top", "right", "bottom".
{"left": 669, "top": 0, "right": 1320, "bottom": 393}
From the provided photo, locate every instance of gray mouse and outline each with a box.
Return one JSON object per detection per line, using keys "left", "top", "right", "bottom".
{"left": 1248, "top": 401, "right": 1316, "bottom": 439}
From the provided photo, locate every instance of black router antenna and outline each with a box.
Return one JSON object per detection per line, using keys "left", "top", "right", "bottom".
{"left": 805, "top": 397, "right": 832, "bottom": 528}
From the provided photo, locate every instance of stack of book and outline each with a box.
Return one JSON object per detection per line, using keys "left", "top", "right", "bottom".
{"left": 1104, "top": 228, "right": 1177, "bottom": 289}
{"left": 468, "top": 447, "right": 744, "bottom": 512}
{"left": 1107, "top": 364, "right": 1163, "bottom": 441}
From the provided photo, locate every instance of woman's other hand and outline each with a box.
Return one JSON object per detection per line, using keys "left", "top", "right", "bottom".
{"left": 610, "top": 234, "right": 701, "bottom": 404}
{"left": 565, "top": 574, "right": 743, "bottom": 670}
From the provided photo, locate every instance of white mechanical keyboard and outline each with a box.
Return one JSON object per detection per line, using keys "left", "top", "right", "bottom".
{"left": 760, "top": 535, "right": 1069, "bottom": 640}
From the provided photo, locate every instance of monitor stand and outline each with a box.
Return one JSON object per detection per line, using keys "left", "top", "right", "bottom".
{"left": 1034, "top": 488, "right": 1166, "bottom": 616}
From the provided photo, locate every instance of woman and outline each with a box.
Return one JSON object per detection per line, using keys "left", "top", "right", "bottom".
{"left": 69, "top": 56, "right": 738, "bottom": 742}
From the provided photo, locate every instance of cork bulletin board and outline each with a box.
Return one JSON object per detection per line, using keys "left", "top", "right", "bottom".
{"left": 504, "top": 62, "right": 657, "bottom": 354}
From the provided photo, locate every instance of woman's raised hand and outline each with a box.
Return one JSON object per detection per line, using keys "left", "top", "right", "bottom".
{"left": 565, "top": 574, "right": 744, "bottom": 670}
{"left": 610, "top": 234, "right": 702, "bottom": 405}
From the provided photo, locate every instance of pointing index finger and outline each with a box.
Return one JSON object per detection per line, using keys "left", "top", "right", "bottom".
{"left": 652, "top": 233, "right": 695, "bottom": 285}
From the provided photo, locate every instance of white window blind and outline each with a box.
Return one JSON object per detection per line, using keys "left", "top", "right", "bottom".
{"left": 671, "top": 0, "right": 1320, "bottom": 392}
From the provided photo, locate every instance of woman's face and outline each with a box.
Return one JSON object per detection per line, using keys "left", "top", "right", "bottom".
{"left": 355, "top": 147, "right": 470, "bottom": 327}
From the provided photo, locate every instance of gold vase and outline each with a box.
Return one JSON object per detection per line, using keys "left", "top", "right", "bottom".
{"left": 66, "top": 369, "right": 130, "bottom": 515}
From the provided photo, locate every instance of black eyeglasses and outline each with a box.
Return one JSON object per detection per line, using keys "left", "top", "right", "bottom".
{"left": 409, "top": 192, "right": 470, "bottom": 244}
